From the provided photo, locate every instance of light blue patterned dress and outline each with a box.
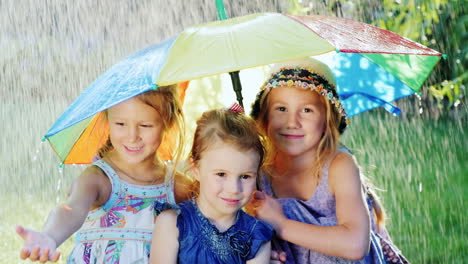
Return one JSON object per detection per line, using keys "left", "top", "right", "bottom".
{"left": 67, "top": 159, "right": 176, "bottom": 264}
{"left": 259, "top": 149, "right": 385, "bottom": 264}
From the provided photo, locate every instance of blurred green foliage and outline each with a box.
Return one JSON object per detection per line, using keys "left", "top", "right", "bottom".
{"left": 376, "top": 0, "right": 466, "bottom": 112}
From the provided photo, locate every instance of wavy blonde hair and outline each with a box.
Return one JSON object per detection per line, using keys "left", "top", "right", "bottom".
{"left": 97, "top": 84, "right": 185, "bottom": 184}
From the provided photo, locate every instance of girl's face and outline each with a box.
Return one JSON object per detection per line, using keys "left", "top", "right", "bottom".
{"left": 266, "top": 86, "right": 326, "bottom": 158}
{"left": 193, "top": 142, "right": 259, "bottom": 222}
{"left": 107, "top": 97, "right": 164, "bottom": 165}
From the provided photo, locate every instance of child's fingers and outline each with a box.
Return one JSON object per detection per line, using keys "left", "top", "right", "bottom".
{"left": 270, "top": 250, "right": 279, "bottom": 259}
{"left": 279, "top": 251, "right": 287, "bottom": 262}
{"left": 29, "top": 246, "right": 41, "bottom": 261}
{"left": 253, "top": 190, "right": 266, "bottom": 200}
{"left": 19, "top": 248, "right": 30, "bottom": 260}
{"left": 15, "top": 225, "right": 27, "bottom": 240}
{"left": 50, "top": 251, "right": 61, "bottom": 262}
{"left": 40, "top": 248, "right": 50, "bottom": 263}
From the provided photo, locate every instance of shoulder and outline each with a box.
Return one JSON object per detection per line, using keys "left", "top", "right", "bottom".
{"left": 328, "top": 152, "right": 361, "bottom": 194}
{"left": 240, "top": 211, "right": 274, "bottom": 237}
{"left": 330, "top": 151, "right": 358, "bottom": 171}
{"left": 74, "top": 165, "right": 110, "bottom": 187}
{"left": 157, "top": 209, "right": 179, "bottom": 225}
{"left": 73, "top": 165, "right": 112, "bottom": 206}
{"left": 238, "top": 211, "right": 273, "bottom": 260}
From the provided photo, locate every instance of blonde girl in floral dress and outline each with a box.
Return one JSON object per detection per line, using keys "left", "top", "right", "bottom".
{"left": 17, "top": 85, "right": 190, "bottom": 263}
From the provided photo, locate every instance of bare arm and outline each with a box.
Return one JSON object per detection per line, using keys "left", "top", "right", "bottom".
{"left": 17, "top": 165, "right": 111, "bottom": 262}
{"left": 150, "top": 209, "right": 179, "bottom": 264}
{"left": 254, "top": 153, "right": 370, "bottom": 260}
{"left": 246, "top": 241, "right": 271, "bottom": 264}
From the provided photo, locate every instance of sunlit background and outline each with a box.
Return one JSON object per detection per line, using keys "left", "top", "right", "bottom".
{"left": 1, "top": 0, "right": 465, "bottom": 263}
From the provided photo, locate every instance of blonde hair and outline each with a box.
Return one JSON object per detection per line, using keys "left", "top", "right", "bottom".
{"left": 97, "top": 84, "right": 185, "bottom": 183}
{"left": 187, "top": 108, "right": 265, "bottom": 197}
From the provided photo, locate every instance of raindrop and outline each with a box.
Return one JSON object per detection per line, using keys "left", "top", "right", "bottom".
{"left": 418, "top": 182, "right": 423, "bottom": 192}
{"left": 33, "top": 141, "right": 46, "bottom": 162}
{"left": 58, "top": 164, "right": 64, "bottom": 174}
{"left": 454, "top": 100, "right": 460, "bottom": 107}
{"left": 56, "top": 178, "right": 61, "bottom": 191}
{"left": 456, "top": 59, "right": 460, "bottom": 64}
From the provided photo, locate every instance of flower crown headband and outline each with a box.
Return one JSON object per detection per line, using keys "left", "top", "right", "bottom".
{"left": 262, "top": 67, "right": 347, "bottom": 117}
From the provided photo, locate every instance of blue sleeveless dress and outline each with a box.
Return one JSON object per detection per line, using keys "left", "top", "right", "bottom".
{"left": 259, "top": 149, "right": 385, "bottom": 264}
{"left": 175, "top": 199, "right": 273, "bottom": 264}
{"left": 67, "top": 159, "right": 176, "bottom": 264}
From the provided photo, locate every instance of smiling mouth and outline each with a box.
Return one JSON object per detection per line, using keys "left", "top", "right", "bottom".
{"left": 221, "top": 198, "right": 240, "bottom": 206}
{"left": 125, "top": 146, "right": 143, "bottom": 153}
{"left": 281, "top": 134, "right": 304, "bottom": 139}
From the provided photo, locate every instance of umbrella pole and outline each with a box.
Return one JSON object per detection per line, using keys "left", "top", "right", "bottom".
{"left": 229, "top": 71, "right": 244, "bottom": 108}
{"left": 215, "top": 0, "right": 244, "bottom": 108}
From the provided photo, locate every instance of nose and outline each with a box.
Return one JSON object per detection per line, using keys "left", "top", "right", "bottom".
{"left": 286, "top": 111, "right": 301, "bottom": 129}
{"left": 127, "top": 126, "right": 140, "bottom": 142}
{"left": 225, "top": 177, "right": 241, "bottom": 194}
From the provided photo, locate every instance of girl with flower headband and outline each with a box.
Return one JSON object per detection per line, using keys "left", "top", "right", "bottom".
{"left": 249, "top": 58, "right": 407, "bottom": 263}
{"left": 150, "top": 106, "right": 273, "bottom": 264}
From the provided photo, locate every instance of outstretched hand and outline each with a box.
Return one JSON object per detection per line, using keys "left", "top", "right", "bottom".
{"left": 16, "top": 225, "right": 60, "bottom": 262}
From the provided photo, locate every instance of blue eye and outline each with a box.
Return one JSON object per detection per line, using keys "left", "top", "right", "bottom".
{"left": 276, "top": 106, "right": 286, "bottom": 111}
{"left": 240, "top": 174, "right": 253, "bottom": 180}
{"left": 303, "top": 108, "right": 312, "bottom": 113}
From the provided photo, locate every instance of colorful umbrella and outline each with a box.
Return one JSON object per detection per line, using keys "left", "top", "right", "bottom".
{"left": 45, "top": 12, "right": 442, "bottom": 164}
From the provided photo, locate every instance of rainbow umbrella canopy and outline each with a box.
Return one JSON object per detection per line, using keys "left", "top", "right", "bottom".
{"left": 45, "top": 12, "right": 442, "bottom": 164}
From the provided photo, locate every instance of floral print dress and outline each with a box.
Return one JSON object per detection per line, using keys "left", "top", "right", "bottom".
{"left": 67, "top": 159, "right": 176, "bottom": 264}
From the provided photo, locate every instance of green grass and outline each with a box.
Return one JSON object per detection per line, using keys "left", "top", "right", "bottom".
{"left": 341, "top": 111, "right": 467, "bottom": 263}
{"left": 1, "top": 101, "right": 466, "bottom": 263}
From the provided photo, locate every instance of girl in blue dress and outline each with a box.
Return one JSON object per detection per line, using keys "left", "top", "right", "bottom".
{"left": 150, "top": 105, "right": 273, "bottom": 264}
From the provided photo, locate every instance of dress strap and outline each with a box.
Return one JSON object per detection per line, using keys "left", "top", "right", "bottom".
{"left": 164, "top": 164, "right": 176, "bottom": 204}
{"left": 91, "top": 159, "right": 121, "bottom": 212}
